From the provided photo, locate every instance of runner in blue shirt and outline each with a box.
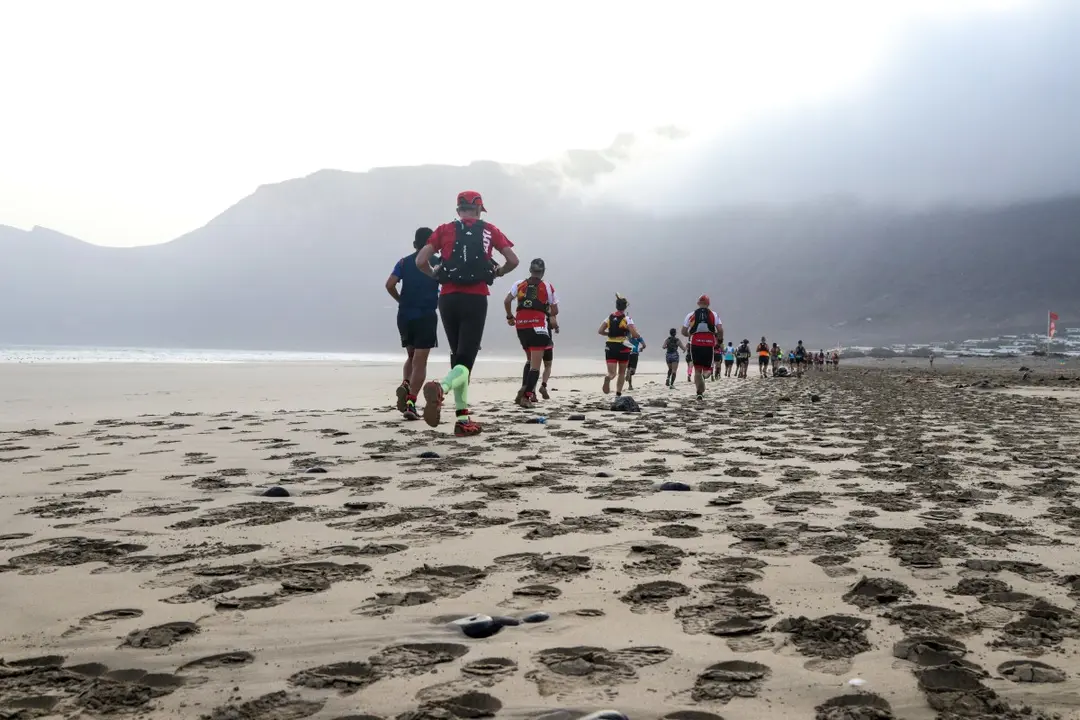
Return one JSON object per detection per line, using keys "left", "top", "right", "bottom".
{"left": 627, "top": 335, "right": 646, "bottom": 391}
{"left": 386, "top": 228, "right": 440, "bottom": 420}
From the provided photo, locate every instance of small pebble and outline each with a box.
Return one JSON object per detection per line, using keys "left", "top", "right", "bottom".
{"left": 262, "top": 486, "right": 290, "bottom": 498}
{"left": 659, "top": 481, "right": 692, "bottom": 492}
{"left": 580, "top": 712, "right": 629, "bottom": 720}
{"left": 419, "top": 451, "right": 440, "bottom": 459}
{"left": 522, "top": 612, "right": 550, "bottom": 623}
{"left": 568, "top": 414, "right": 586, "bottom": 421}
{"left": 305, "top": 467, "right": 328, "bottom": 474}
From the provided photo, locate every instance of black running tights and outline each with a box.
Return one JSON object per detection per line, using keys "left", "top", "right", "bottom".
{"left": 438, "top": 293, "right": 487, "bottom": 373}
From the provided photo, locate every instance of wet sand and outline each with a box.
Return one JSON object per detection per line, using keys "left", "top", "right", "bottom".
{"left": 2, "top": 358, "right": 1080, "bottom": 720}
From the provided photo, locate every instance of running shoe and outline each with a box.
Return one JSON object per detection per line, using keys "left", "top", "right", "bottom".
{"left": 403, "top": 401, "right": 419, "bottom": 421}
{"left": 602, "top": 376, "right": 611, "bottom": 394}
{"left": 422, "top": 381, "right": 443, "bottom": 427}
{"left": 515, "top": 388, "right": 526, "bottom": 406}
{"left": 454, "top": 420, "right": 482, "bottom": 437}
{"left": 395, "top": 383, "right": 409, "bottom": 413}
{"left": 539, "top": 384, "right": 550, "bottom": 400}
{"left": 520, "top": 392, "right": 535, "bottom": 409}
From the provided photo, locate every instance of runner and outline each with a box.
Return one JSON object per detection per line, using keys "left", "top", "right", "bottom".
{"left": 723, "top": 341, "right": 736, "bottom": 377}
{"left": 712, "top": 341, "right": 724, "bottom": 381}
{"left": 756, "top": 337, "right": 770, "bottom": 378}
{"left": 599, "top": 294, "right": 640, "bottom": 396}
{"left": 386, "top": 227, "right": 440, "bottom": 421}
{"left": 832, "top": 349, "right": 840, "bottom": 370}
{"left": 794, "top": 340, "right": 807, "bottom": 376}
{"left": 504, "top": 258, "right": 558, "bottom": 409}
{"left": 735, "top": 339, "right": 751, "bottom": 378}
{"left": 416, "top": 190, "right": 519, "bottom": 436}
{"left": 662, "top": 329, "right": 685, "bottom": 388}
{"left": 817, "top": 350, "right": 826, "bottom": 372}
{"left": 682, "top": 295, "right": 723, "bottom": 400}
{"left": 929, "top": 351, "right": 935, "bottom": 368}
{"left": 771, "top": 343, "right": 782, "bottom": 376}
{"left": 685, "top": 344, "right": 693, "bottom": 383}
{"left": 627, "top": 335, "right": 647, "bottom": 391}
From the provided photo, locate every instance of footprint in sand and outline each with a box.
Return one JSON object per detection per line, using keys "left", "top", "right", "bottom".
{"left": 176, "top": 651, "right": 255, "bottom": 674}
{"left": 620, "top": 581, "right": 690, "bottom": 613}
{"left": 202, "top": 691, "right": 324, "bottom": 720}
{"left": 773, "top": 615, "right": 873, "bottom": 661}
{"left": 525, "top": 646, "right": 672, "bottom": 698}
{"left": 814, "top": 693, "right": 895, "bottom": 720}
{"left": 120, "top": 621, "right": 199, "bottom": 649}
{"left": 289, "top": 643, "right": 470, "bottom": 695}
{"left": 691, "top": 660, "right": 771, "bottom": 703}
{"left": 0, "top": 655, "right": 188, "bottom": 717}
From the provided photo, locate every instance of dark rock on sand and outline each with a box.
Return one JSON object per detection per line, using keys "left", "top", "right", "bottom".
{"left": 611, "top": 396, "right": 640, "bottom": 413}
{"left": 262, "top": 486, "right": 290, "bottom": 498}
{"left": 659, "top": 481, "right": 692, "bottom": 492}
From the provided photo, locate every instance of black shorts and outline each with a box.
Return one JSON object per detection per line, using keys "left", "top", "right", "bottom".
{"left": 725, "top": 359, "right": 734, "bottom": 367}
{"left": 398, "top": 313, "right": 438, "bottom": 350}
{"left": 759, "top": 355, "right": 769, "bottom": 365}
{"left": 713, "top": 353, "right": 723, "bottom": 364}
{"left": 606, "top": 344, "right": 631, "bottom": 364}
{"left": 543, "top": 347, "right": 553, "bottom": 362}
{"left": 690, "top": 345, "right": 714, "bottom": 370}
{"left": 517, "top": 327, "right": 551, "bottom": 349}
{"left": 628, "top": 354, "right": 640, "bottom": 371}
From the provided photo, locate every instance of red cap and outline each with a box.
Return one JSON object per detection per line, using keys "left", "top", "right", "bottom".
{"left": 698, "top": 294, "right": 710, "bottom": 305}
{"left": 457, "top": 190, "right": 487, "bottom": 212}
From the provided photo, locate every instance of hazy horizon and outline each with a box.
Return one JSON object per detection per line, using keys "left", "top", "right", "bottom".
{"left": 2, "top": 0, "right": 1063, "bottom": 247}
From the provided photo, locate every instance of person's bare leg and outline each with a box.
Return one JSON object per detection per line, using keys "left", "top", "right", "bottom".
{"left": 615, "top": 363, "right": 628, "bottom": 394}
{"left": 407, "top": 348, "right": 430, "bottom": 398}
{"left": 695, "top": 367, "right": 706, "bottom": 396}
{"left": 521, "top": 348, "right": 544, "bottom": 407}
{"left": 397, "top": 348, "right": 415, "bottom": 413}
{"left": 541, "top": 357, "right": 552, "bottom": 398}
{"left": 603, "top": 363, "right": 616, "bottom": 394}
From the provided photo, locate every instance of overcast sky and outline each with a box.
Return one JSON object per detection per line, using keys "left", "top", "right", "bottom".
{"left": 0, "top": 0, "right": 1040, "bottom": 246}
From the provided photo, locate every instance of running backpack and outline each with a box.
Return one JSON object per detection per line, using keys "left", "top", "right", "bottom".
{"left": 691, "top": 307, "right": 716, "bottom": 334}
{"left": 438, "top": 220, "right": 496, "bottom": 285}
{"left": 516, "top": 277, "right": 550, "bottom": 314}
{"left": 607, "top": 312, "right": 628, "bottom": 338}
{"left": 664, "top": 337, "right": 679, "bottom": 352}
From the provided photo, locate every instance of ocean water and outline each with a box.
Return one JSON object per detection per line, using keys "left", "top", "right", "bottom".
{"left": 0, "top": 345, "right": 520, "bottom": 365}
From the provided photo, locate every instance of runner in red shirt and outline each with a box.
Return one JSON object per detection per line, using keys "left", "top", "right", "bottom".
{"left": 415, "top": 191, "right": 519, "bottom": 436}
{"left": 682, "top": 294, "right": 723, "bottom": 400}
{"left": 504, "top": 258, "right": 559, "bottom": 409}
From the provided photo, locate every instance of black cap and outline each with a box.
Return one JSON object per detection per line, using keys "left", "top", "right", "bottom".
{"left": 529, "top": 258, "right": 545, "bottom": 272}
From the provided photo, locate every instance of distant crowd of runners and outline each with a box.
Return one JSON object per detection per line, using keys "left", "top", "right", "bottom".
{"left": 385, "top": 190, "right": 841, "bottom": 437}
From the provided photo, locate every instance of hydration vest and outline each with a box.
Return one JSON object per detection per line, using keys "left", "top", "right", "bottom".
{"left": 690, "top": 307, "right": 716, "bottom": 335}
{"left": 516, "top": 277, "right": 550, "bottom": 314}
{"left": 607, "top": 311, "right": 629, "bottom": 339}
{"left": 437, "top": 220, "right": 496, "bottom": 285}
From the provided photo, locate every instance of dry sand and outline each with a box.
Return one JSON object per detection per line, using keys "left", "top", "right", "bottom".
{"left": 2, "top": 357, "right": 1080, "bottom": 720}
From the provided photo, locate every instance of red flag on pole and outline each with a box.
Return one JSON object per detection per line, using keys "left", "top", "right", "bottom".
{"left": 1049, "top": 311, "right": 1059, "bottom": 338}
